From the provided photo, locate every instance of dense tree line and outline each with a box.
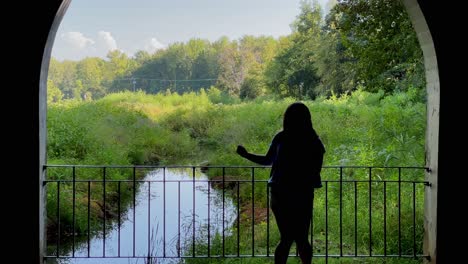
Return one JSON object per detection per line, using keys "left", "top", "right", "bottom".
{"left": 49, "top": 0, "right": 424, "bottom": 102}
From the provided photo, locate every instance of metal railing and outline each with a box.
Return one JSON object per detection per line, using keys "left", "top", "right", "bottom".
{"left": 43, "top": 165, "right": 430, "bottom": 262}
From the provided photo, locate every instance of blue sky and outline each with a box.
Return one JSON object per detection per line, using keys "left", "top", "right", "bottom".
{"left": 52, "top": 0, "right": 331, "bottom": 61}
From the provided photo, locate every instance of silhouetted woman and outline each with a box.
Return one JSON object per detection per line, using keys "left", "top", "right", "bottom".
{"left": 236, "top": 102, "right": 325, "bottom": 264}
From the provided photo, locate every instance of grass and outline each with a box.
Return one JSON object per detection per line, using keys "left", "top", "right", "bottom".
{"left": 46, "top": 88, "right": 426, "bottom": 262}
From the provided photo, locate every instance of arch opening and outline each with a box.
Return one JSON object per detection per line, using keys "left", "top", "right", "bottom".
{"left": 37, "top": 0, "right": 439, "bottom": 263}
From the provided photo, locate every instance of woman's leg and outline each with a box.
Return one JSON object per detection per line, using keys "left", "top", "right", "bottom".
{"left": 273, "top": 208, "right": 294, "bottom": 264}
{"left": 296, "top": 235, "right": 312, "bottom": 264}
{"left": 295, "top": 189, "right": 314, "bottom": 264}
{"left": 275, "top": 238, "right": 294, "bottom": 264}
{"left": 271, "top": 186, "right": 294, "bottom": 264}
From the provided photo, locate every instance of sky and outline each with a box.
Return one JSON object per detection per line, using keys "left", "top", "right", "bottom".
{"left": 52, "top": 0, "right": 331, "bottom": 61}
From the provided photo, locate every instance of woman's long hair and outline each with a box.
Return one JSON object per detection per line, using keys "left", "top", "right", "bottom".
{"left": 283, "top": 102, "right": 317, "bottom": 138}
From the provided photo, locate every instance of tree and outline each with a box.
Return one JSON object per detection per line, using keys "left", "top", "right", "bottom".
{"left": 237, "top": 36, "right": 278, "bottom": 99}
{"left": 107, "top": 50, "right": 136, "bottom": 77}
{"left": 265, "top": 0, "right": 323, "bottom": 99}
{"left": 332, "top": 0, "right": 424, "bottom": 93}
{"left": 216, "top": 40, "right": 245, "bottom": 96}
{"left": 48, "top": 59, "right": 78, "bottom": 99}
{"left": 76, "top": 57, "right": 106, "bottom": 99}
{"left": 133, "top": 50, "right": 151, "bottom": 65}
{"left": 314, "top": 6, "right": 355, "bottom": 96}
{"left": 47, "top": 79, "right": 63, "bottom": 104}
{"left": 240, "top": 75, "right": 265, "bottom": 99}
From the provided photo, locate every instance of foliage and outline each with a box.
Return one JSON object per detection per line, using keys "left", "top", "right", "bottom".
{"left": 47, "top": 88, "right": 425, "bottom": 261}
{"left": 48, "top": 88, "right": 425, "bottom": 181}
{"left": 314, "top": 10, "right": 355, "bottom": 96}
{"left": 49, "top": 0, "right": 424, "bottom": 102}
{"left": 47, "top": 79, "right": 63, "bottom": 104}
{"left": 265, "top": 0, "right": 322, "bottom": 99}
{"left": 330, "top": 0, "right": 425, "bottom": 93}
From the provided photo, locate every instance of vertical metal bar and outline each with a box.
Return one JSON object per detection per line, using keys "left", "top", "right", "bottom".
{"left": 339, "top": 167, "right": 343, "bottom": 257}
{"left": 72, "top": 166, "right": 76, "bottom": 257}
{"left": 354, "top": 181, "right": 357, "bottom": 257}
{"left": 118, "top": 181, "right": 121, "bottom": 257}
{"left": 368, "top": 167, "right": 372, "bottom": 256}
{"left": 310, "top": 195, "right": 314, "bottom": 258}
{"left": 207, "top": 179, "right": 211, "bottom": 257}
{"left": 87, "top": 181, "right": 91, "bottom": 257}
{"left": 384, "top": 181, "right": 387, "bottom": 257}
{"left": 192, "top": 167, "right": 196, "bottom": 257}
{"left": 325, "top": 181, "right": 328, "bottom": 263}
{"left": 178, "top": 181, "right": 181, "bottom": 258}
{"left": 398, "top": 167, "right": 402, "bottom": 257}
{"left": 267, "top": 182, "right": 270, "bottom": 257}
{"left": 133, "top": 166, "right": 136, "bottom": 257}
{"left": 413, "top": 182, "right": 417, "bottom": 258}
{"left": 237, "top": 181, "right": 240, "bottom": 257}
{"left": 163, "top": 167, "right": 166, "bottom": 258}
{"left": 251, "top": 167, "right": 255, "bottom": 257}
{"left": 103, "top": 167, "right": 106, "bottom": 257}
{"left": 57, "top": 181, "right": 60, "bottom": 257}
{"left": 148, "top": 182, "right": 151, "bottom": 258}
{"left": 222, "top": 167, "right": 225, "bottom": 257}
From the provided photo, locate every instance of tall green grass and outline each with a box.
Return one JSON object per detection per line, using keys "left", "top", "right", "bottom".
{"left": 47, "top": 87, "right": 425, "bottom": 261}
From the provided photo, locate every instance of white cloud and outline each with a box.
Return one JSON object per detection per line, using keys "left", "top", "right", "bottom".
{"left": 98, "top": 31, "right": 118, "bottom": 51}
{"left": 61, "top": 32, "right": 95, "bottom": 49}
{"left": 144, "top": 37, "right": 166, "bottom": 54}
{"left": 54, "top": 31, "right": 122, "bottom": 60}
{"left": 53, "top": 31, "right": 165, "bottom": 61}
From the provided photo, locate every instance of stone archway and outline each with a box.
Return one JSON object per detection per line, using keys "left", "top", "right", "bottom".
{"left": 35, "top": 0, "right": 440, "bottom": 263}
{"left": 402, "top": 1, "right": 439, "bottom": 263}
{"left": 36, "top": 1, "right": 72, "bottom": 263}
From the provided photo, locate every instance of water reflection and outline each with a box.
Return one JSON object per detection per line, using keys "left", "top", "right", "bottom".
{"left": 57, "top": 168, "right": 235, "bottom": 263}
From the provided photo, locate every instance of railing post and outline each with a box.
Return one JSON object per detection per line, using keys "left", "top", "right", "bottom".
{"left": 133, "top": 166, "right": 136, "bottom": 257}
{"left": 147, "top": 181, "right": 151, "bottom": 258}
{"left": 325, "top": 181, "right": 328, "bottom": 263}
{"left": 369, "top": 167, "right": 372, "bottom": 256}
{"left": 72, "top": 166, "right": 76, "bottom": 257}
{"left": 178, "top": 181, "right": 181, "bottom": 257}
{"left": 267, "top": 180, "right": 270, "bottom": 257}
{"left": 192, "top": 167, "right": 196, "bottom": 257}
{"left": 251, "top": 167, "right": 255, "bottom": 257}
{"left": 117, "top": 181, "right": 121, "bottom": 257}
{"left": 102, "top": 167, "right": 106, "bottom": 257}
{"left": 87, "top": 181, "right": 91, "bottom": 257}
{"left": 222, "top": 167, "right": 226, "bottom": 257}
{"left": 339, "top": 167, "right": 343, "bottom": 257}
{"left": 237, "top": 178, "right": 240, "bottom": 257}
{"left": 163, "top": 167, "right": 166, "bottom": 258}
{"left": 56, "top": 181, "right": 60, "bottom": 257}
{"left": 207, "top": 177, "right": 211, "bottom": 257}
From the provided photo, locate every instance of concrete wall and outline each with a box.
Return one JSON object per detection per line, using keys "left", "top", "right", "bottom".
{"left": 38, "top": 1, "right": 71, "bottom": 263}
{"left": 403, "top": 1, "right": 439, "bottom": 263}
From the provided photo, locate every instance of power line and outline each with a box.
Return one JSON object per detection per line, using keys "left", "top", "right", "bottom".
{"left": 115, "top": 77, "right": 218, "bottom": 82}
{"left": 113, "top": 77, "right": 218, "bottom": 93}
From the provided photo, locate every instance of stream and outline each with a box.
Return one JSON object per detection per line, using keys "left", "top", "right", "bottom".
{"left": 57, "top": 168, "right": 235, "bottom": 263}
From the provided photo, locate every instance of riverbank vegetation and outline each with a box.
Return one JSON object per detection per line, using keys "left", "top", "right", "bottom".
{"left": 47, "top": 88, "right": 425, "bottom": 261}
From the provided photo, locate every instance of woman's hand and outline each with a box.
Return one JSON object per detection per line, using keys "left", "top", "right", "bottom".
{"left": 236, "top": 145, "right": 248, "bottom": 157}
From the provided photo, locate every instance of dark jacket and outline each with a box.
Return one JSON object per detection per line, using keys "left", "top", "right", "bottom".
{"left": 258, "top": 131, "right": 325, "bottom": 188}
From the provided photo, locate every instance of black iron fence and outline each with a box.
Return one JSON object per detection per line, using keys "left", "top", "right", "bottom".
{"left": 43, "top": 165, "right": 430, "bottom": 262}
